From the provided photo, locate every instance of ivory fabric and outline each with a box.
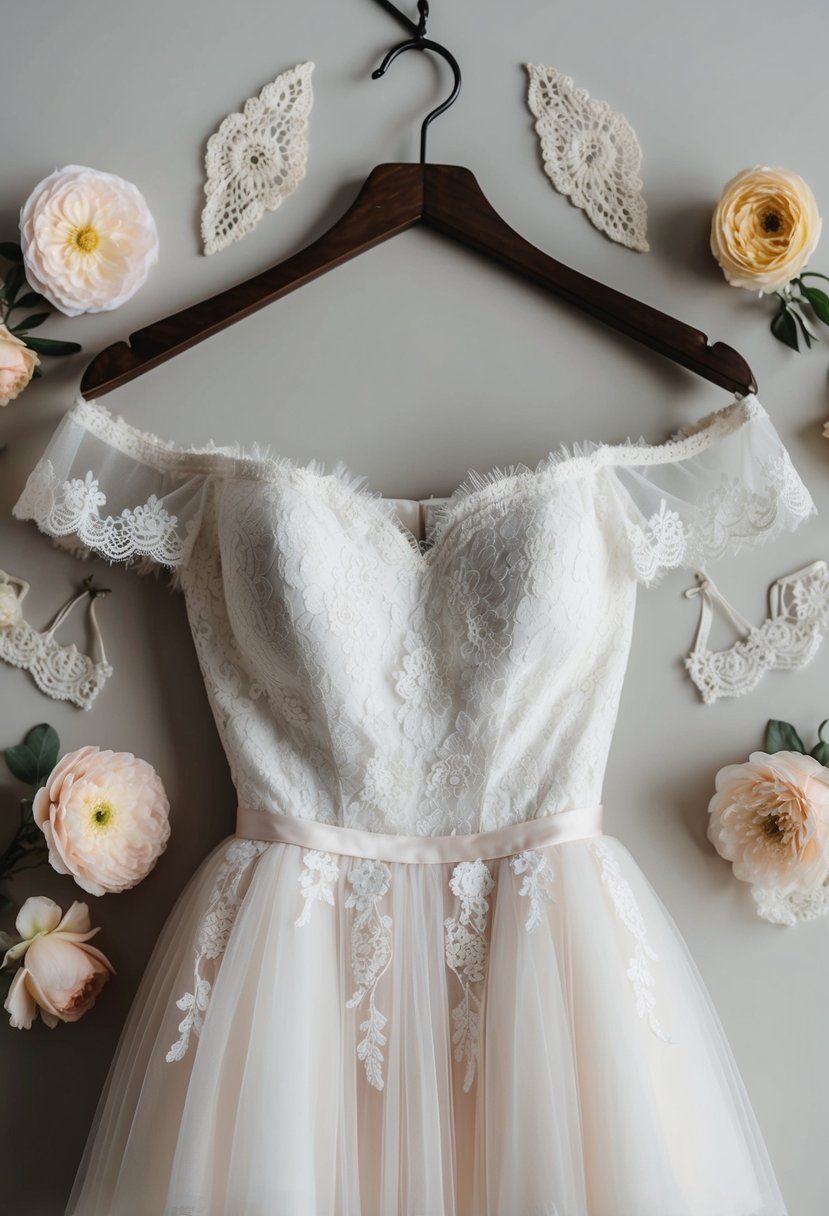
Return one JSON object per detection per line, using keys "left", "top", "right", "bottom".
{"left": 11, "top": 389, "right": 815, "bottom": 1215}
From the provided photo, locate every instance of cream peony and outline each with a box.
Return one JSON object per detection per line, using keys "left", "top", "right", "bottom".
{"left": 33, "top": 745, "right": 171, "bottom": 896}
{"left": 0, "top": 322, "right": 39, "bottom": 406}
{"left": 0, "top": 581, "right": 22, "bottom": 629}
{"left": 2, "top": 896, "right": 114, "bottom": 1029}
{"left": 710, "top": 166, "right": 822, "bottom": 295}
{"left": 19, "top": 164, "right": 159, "bottom": 316}
{"left": 708, "top": 750, "right": 829, "bottom": 894}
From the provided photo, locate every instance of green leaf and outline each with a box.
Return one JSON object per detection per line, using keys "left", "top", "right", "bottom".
{"left": 771, "top": 307, "right": 799, "bottom": 350}
{"left": 20, "top": 336, "right": 81, "bottom": 356}
{"left": 801, "top": 285, "right": 829, "bottom": 326}
{"left": 810, "top": 741, "right": 829, "bottom": 765}
{"left": 10, "top": 312, "right": 50, "bottom": 333}
{"left": 799, "top": 271, "right": 829, "bottom": 284}
{"left": 0, "top": 242, "right": 23, "bottom": 262}
{"left": 0, "top": 263, "right": 25, "bottom": 307}
{"left": 3, "top": 744, "right": 38, "bottom": 786}
{"left": 24, "top": 723, "right": 59, "bottom": 784}
{"left": 765, "top": 719, "right": 806, "bottom": 754}
{"left": 13, "top": 292, "right": 47, "bottom": 310}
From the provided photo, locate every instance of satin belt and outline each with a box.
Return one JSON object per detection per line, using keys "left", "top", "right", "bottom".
{"left": 234, "top": 804, "right": 604, "bottom": 864}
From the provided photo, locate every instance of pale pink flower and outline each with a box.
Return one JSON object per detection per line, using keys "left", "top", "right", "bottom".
{"left": 708, "top": 750, "right": 829, "bottom": 894}
{"left": 33, "top": 745, "right": 171, "bottom": 896}
{"left": 0, "top": 323, "right": 39, "bottom": 406}
{"left": 2, "top": 896, "right": 114, "bottom": 1029}
{"left": 19, "top": 164, "right": 159, "bottom": 316}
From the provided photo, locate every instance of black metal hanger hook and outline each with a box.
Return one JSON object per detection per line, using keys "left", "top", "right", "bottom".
{"left": 371, "top": 1, "right": 461, "bottom": 164}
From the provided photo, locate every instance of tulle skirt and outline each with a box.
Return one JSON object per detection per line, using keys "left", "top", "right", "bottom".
{"left": 65, "top": 830, "right": 787, "bottom": 1216}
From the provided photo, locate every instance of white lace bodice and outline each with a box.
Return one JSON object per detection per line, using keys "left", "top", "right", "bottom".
{"left": 13, "top": 392, "right": 815, "bottom": 835}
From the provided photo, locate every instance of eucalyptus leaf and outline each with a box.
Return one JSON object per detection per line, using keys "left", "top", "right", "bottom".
{"left": 3, "top": 744, "right": 38, "bottom": 786}
{"left": 24, "top": 723, "right": 59, "bottom": 783}
{"left": 810, "top": 741, "right": 829, "bottom": 765}
{"left": 765, "top": 719, "right": 806, "bottom": 754}
{"left": 0, "top": 242, "right": 23, "bottom": 262}
{"left": 1, "top": 263, "right": 25, "bottom": 307}
{"left": 21, "top": 336, "right": 81, "bottom": 356}
{"left": 771, "top": 307, "right": 799, "bottom": 350}
{"left": 11, "top": 312, "right": 50, "bottom": 332}
{"left": 13, "top": 291, "right": 47, "bottom": 309}
{"left": 801, "top": 285, "right": 829, "bottom": 326}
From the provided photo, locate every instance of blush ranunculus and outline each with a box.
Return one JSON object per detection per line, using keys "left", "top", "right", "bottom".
{"left": 2, "top": 896, "right": 114, "bottom": 1029}
{"left": 33, "top": 745, "right": 171, "bottom": 896}
{"left": 19, "top": 164, "right": 159, "bottom": 316}
{"left": 708, "top": 750, "right": 829, "bottom": 895}
{"left": 0, "top": 322, "right": 39, "bottom": 406}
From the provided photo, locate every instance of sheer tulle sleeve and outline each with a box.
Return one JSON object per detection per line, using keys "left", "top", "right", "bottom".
{"left": 602, "top": 394, "right": 817, "bottom": 586}
{"left": 12, "top": 395, "right": 212, "bottom": 584}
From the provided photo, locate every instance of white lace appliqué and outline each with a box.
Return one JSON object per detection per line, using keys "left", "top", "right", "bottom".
{"left": 345, "top": 860, "right": 393, "bottom": 1090}
{"left": 201, "top": 62, "right": 314, "bottom": 255}
{"left": 0, "top": 570, "right": 112, "bottom": 711}
{"left": 684, "top": 561, "right": 829, "bottom": 704}
{"left": 166, "top": 839, "right": 268, "bottom": 1063}
{"left": 294, "top": 849, "right": 340, "bottom": 927}
{"left": 510, "top": 849, "right": 555, "bottom": 931}
{"left": 590, "top": 840, "right": 671, "bottom": 1043}
{"left": 526, "top": 63, "right": 649, "bottom": 252}
{"left": 444, "top": 859, "right": 495, "bottom": 1091}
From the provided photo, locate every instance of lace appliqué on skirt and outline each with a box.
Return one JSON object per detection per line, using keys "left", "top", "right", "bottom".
{"left": 166, "top": 839, "right": 268, "bottom": 1063}
{"left": 345, "top": 860, "right": 393, "bottom": 1091}
{"left": 444, "top": 859, "right": 496, "bottom": 1092}
{"left": 510, "top": 849, "right": 555, "bottom": 931}
{"left": 589, "top": 840, "right": 672, "bottom": 1043}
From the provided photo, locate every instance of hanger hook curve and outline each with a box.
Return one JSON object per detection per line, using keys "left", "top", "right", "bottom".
{"left": 371, "top": 2, "right": 461, "bottom": 164}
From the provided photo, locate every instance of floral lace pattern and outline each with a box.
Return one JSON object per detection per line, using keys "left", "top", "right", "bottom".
{"left": 294, "top": 850, "right": 340, "bottom": 927}
{"left": 201, "top": 62, "right": 314, "bottom": 255}
{"left": 345, "top": 860, "right": 393, "bottom": 1090}
{"left": 526, "top": 63, "right": 649, "bottom": 252}
{"left": 590, "top": 840, "right": 671, "bottom": 1043}
{"left": 511, "top": 850, "right": 555, "bottom": 931}
{"left": 166, "top": 839, "right": 268, "bottom": 1063}
{"left": 752, "top": 882, "right": 829, "bottom": 926}
{"left": 444, "top": 859, "right": 496, "bottom": 1091}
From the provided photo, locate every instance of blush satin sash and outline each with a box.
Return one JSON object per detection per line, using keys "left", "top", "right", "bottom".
{"left": 234, "top": 803, "right": 604, "bottom": 864}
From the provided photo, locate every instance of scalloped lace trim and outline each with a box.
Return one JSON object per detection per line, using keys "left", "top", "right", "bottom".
{"left": 0, "top": 619, "right": 111, "bottom": 711}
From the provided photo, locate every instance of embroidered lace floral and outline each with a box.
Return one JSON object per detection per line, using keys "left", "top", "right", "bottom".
{"left": 526, "top": 63, "right": 649, "bottom": 252}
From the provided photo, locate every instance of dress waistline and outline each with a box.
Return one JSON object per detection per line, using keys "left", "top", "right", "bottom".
{"left": 234, "top": 804, "right": 604, "bottom": 864}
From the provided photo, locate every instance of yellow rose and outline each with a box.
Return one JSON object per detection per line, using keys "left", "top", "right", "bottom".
{"left": 0, "top": 322, "right": 39, "bottom": 406}
{"left": 710, "top": 166, "right": 822, "bottom": 295}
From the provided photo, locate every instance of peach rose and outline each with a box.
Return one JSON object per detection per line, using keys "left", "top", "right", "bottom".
{"left": 33, "top": 745, "right": 171, "bottom": 896}
{"left": 711, "top": 166, "right": 822, "bottom": 295}
{"left": 19, "top": 164, "right": 159, "bottom": 316}
{"left": 2, "top": 896, "right": 114, "bottom": 1029}
{"left": 0, "top": 322, "right": 39, "bottom": 406}
{"left": 708, "top": 750, "right": 829, "bottom": 894}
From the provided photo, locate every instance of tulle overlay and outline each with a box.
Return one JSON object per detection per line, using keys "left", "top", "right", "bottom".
{"left": 67, "top": 829, "right": 785, "bottom": 1216}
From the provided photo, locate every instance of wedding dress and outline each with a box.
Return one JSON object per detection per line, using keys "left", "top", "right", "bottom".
{"left": 12, "top": 389, "right": 814, "bottom": 1216}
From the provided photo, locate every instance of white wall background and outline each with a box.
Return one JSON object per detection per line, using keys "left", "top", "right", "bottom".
{"left": 1, "top": 1, "right": 828, "bottom": 1212}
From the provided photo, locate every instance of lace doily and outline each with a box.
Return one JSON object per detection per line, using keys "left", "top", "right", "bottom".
{"left": 526, "top": 63, "right": 649, "bottom": 252}
{"left": 201, "top": 62, "right": 314, "bottom": 256}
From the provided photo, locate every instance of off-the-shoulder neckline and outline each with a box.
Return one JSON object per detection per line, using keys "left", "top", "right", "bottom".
{"left": 69, "top": 390, "right": 765, "bottom": 490}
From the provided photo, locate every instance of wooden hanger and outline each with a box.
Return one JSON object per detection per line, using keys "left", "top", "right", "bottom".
{"left": 80, "top": 1, "right": 757, "bottom": 401}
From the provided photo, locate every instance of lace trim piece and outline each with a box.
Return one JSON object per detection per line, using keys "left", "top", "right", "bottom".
{"left": 201, "top": 62, "right": 314, "bottom": 255}
{"left": 345, "top": 860, "right": 393, "bottom": 1090}
{"left": 0, "top": 619, "right": 112, "bottom": 711}
{"left": 752, "top": 882, "right": 829, "bottom": 926}
{"left": 13, "top": 464, "right": 193, "bottom": 569}
{"left": 294, "top": 849, "right": 340, "bottom": 927}
{"left": 684, "top": 561, "right": 829, "bottom": 704}
{"left": 589, "top": 840, "right": 671, "bottom": 1043}
{"left": 510, "top": 850, "right": 555, "bottom": 931}
{"left": 444, "top": 859, "right": 495, "bottom": 1092}
{"left": 166, "top": 839, "right": 268, "bottom": 1063}
{"left": 526, "top": 63, "right": 649, "bottom": 252}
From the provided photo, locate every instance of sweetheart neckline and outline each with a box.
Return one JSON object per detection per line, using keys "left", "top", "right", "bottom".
{"left": 68, "top": 391, "right": 762, "bottom": 571}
